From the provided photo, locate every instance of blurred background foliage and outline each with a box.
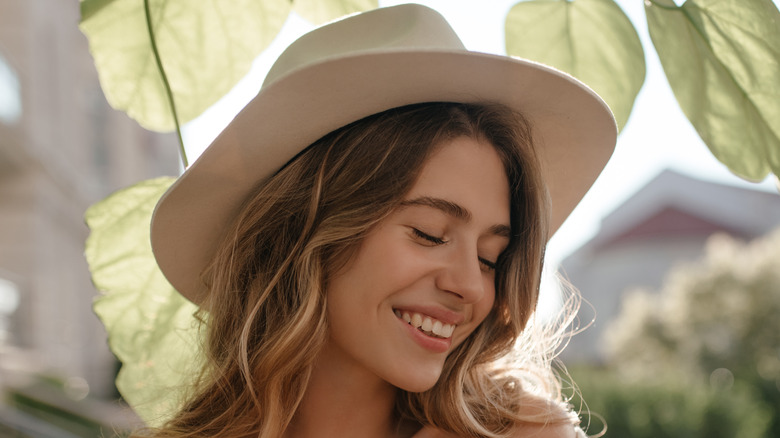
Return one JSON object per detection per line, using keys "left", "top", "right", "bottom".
{"left": 3, "top": 374, "right": 127, "bottom": 438}
{"left": 79, "top": 0, "right": 780, "bottom": 181}
{"left": 568, "top": 228, "right": 780, "bottom": 437}
{"left": 571, "top": 366, "right": 772, "bottom": 438}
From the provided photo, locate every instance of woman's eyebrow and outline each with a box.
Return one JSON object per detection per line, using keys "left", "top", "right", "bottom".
{"left": 399, "top": 196, "right": 511, "bottom": 238}
{"left": 400, "top": 196, "right": 471, "bottom": 221}
{"left": 488, "top": 224, "right": 512, "bottom": 238}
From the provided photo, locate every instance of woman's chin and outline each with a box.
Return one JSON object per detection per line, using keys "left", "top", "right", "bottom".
{"left": 389, "top": 367, "right": 444, "bottom": 393}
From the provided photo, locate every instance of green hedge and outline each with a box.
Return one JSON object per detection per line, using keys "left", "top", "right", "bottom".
{"left": 568, "top": 366, "right": 772, "bottom": 438}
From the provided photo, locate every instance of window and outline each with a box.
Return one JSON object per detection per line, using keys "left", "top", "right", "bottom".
{"left": 0, "top": 276, "right": 20, "bottom": 344}
{"left": 0, "top": 53, "right": 21, "bottom": 124}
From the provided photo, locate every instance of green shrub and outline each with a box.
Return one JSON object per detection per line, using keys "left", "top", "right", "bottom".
{"left": 568, "top": 366, "right": 772, "bottom": 438}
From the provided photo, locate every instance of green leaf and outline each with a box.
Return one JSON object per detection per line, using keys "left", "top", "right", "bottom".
{"left": 293, "top": 0, "right": 378, "bottom": 24}
{"left": 505, "top": 0, "right": 646, "bottom": 130}
{"left": 646, "top": 0, "right": 780, "bottom": 181}
{"left": 86, "top": 177, "right": 202, "bottom": 426}
{"left": 80, "top": 0, "right": 291, "bottom": 132}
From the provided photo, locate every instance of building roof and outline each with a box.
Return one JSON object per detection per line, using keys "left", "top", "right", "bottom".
{"left": 569, "top": 169, "right": 780, "bottom": 256}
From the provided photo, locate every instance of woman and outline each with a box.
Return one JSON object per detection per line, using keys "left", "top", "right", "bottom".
{"left": 147, "top": 4, "right": 616, "bottom": 438}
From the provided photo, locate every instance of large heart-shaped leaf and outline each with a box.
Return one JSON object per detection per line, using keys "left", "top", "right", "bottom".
{"left": 86, "top": 177, "right": 202, "bottom": 426}
{"left": 646, "top": 0, "right": 780, "bottom": 181}
{"left": 505, "top": 0, "right": 646, "bottom": 130}
{"left": 294, "top": 0, "right": 378, "bottom": 24}
{"left": 80, "top": 0, "right": 291, "bottom": 132}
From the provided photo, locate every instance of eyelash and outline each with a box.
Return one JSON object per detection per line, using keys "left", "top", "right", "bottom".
{"left": 479, "top": 257, "right": 497, "bottom": 272}
{"left": 412, "top": 228, "right": 497, "bottom": 272}
{"left": 413, "top": 228, "right": 447, "bottom": 245}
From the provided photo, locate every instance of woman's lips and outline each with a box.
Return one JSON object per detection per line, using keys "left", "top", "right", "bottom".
{"left": 394, "top": 311, "right": 453, "bottom": 354}
{"left": 394, "top": 309, "right": 455, "bottom": 338}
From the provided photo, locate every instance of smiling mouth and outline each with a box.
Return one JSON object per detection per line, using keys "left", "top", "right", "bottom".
{"left": 393, "top": 309, "right": 455, "bottom": 339}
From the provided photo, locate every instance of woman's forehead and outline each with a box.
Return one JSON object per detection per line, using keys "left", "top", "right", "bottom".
{"left": 405, "top": 136, "right": 511, "bottom": 227}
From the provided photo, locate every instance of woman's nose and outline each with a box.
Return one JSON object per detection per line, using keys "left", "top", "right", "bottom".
{"left": 435, "top": 247, "right": 487, "bottom": 303}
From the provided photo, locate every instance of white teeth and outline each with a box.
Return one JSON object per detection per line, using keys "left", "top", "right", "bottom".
{"left": 432, "top": 320, "right": 442, "bottom": 335}
{"left": 394, "top": 310, "right": 455, "bottom": 339}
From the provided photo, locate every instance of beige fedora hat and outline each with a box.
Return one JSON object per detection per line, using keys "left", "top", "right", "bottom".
{"left": 151, "top": 4, "right": 618, "bottom": 303}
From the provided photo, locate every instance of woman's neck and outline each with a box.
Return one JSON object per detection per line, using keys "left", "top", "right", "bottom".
{"left": 284, "top": 341, "right": 402, "bottom": 438}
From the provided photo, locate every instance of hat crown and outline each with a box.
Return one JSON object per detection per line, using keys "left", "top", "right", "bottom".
{"left": 263, "top": 4, "right": 466, "bottom": 87}
{"left": 152, "top": 4, "right": 617, "bottom": 304}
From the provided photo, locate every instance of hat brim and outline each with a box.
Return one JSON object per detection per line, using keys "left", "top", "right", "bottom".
{"left": 151, "top": 50, "right": 617, "bottom": 303}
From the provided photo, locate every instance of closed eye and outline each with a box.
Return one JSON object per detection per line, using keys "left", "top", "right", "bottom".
{"left": 411, "top": 228, "right": 498, "bottom": 272}
{"left": 412, "top": 228, "right": 447, "bottom": 245}
{"left": 478, "top": 257, "right": 497, "bottom": 272}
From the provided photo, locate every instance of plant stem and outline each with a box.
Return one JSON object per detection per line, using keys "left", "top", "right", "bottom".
{"left": 144, "top": 0, "right": 189, "bottom": 169}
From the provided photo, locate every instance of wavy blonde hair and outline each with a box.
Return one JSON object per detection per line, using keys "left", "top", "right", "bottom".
{"left": 140, "top": 102, "right": 579, "bottom": 437}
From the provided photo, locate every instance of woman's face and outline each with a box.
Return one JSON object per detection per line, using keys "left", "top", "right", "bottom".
{"left": 324, "top": 135, "right": 511, "bottom": 392}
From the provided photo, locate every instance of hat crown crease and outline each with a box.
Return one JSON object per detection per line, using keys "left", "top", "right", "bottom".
{"left": 264, "top": 5, "right": 466, "bottom": 88}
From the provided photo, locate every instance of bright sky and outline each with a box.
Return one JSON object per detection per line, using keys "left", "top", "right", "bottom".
{"left": 182, "top": 0, "right": 778, "bottom": 313}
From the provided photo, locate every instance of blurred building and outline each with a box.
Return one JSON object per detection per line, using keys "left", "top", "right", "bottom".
{"left": 0, "top": 0, "right": 179, "bottom": 430}
{"left": 561, "top": 170, "right": 780, "bottom": 363}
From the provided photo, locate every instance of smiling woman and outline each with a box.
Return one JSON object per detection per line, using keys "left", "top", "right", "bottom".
{"left": 325, "top": 133, "right": 511, "bottom": 394}
{"left": 142, "top": 4, "right": 616, "bottom": 438}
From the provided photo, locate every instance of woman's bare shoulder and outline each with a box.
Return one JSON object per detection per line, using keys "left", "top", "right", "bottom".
{"left": 509, "top": 421, "right": 585, "bottom": 438}
{"left": 411, "top": 422, "right": 585, "bottom": 438}
{"left": 410, "top": 395, "right": 584, "bottom": 438}
{"left": 409, "top": 426, "right": 448, "bottom": 438}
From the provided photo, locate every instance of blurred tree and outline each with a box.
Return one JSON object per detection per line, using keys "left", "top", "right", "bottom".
{"left": 604, "top": 227, "right": 780, "bottom": 435}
